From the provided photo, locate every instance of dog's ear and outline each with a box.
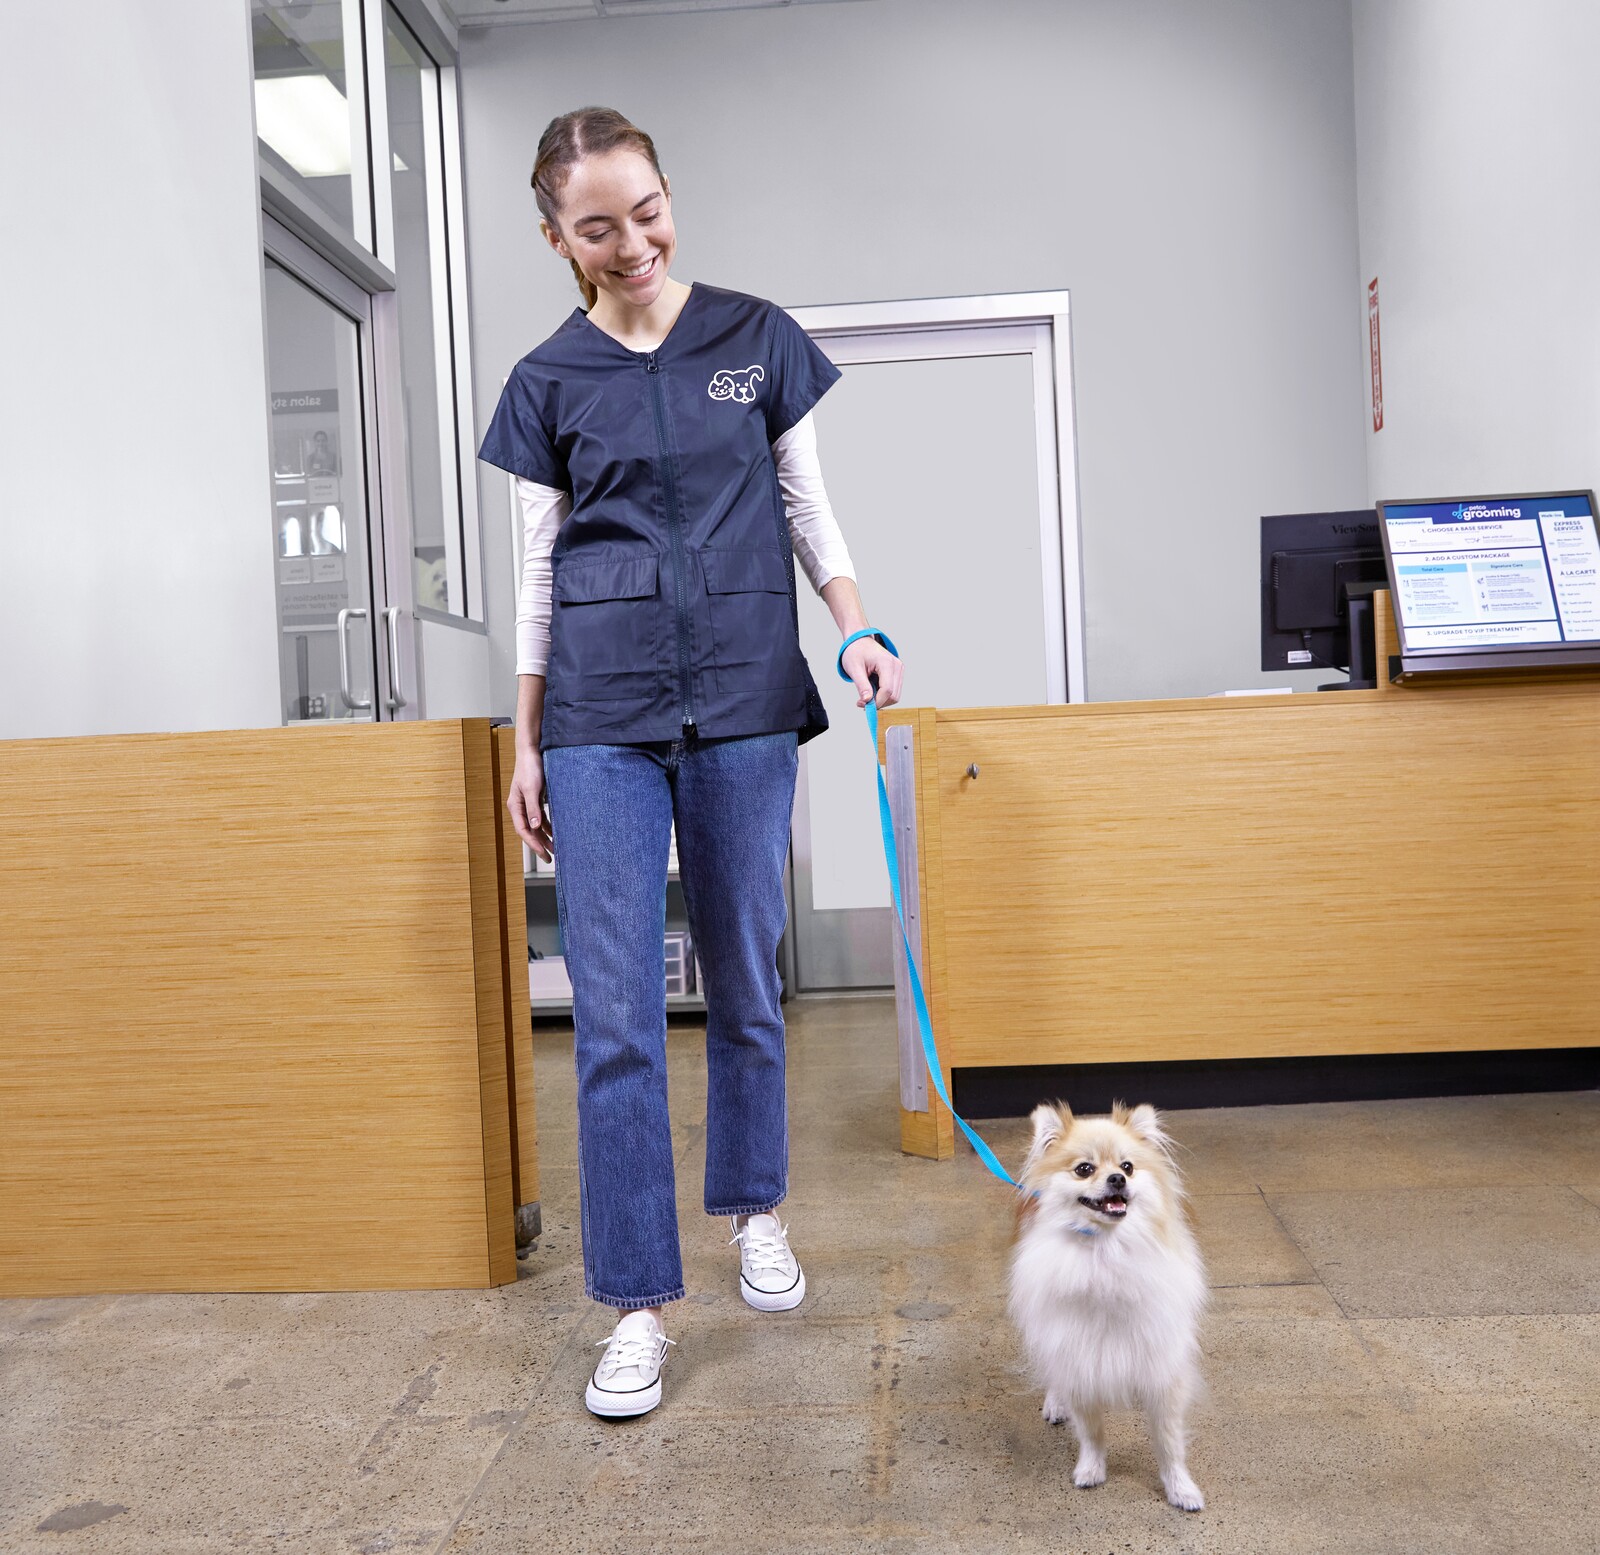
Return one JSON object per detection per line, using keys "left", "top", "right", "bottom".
{"left": 1119, "top": 1101, "right": 1169, "bottom": 1147}
{"left": 1022, "top": 1101, "right": 1070, "bottom": 1176}
{"left": 1031, "top": 1100, "right": 1070, "bottom": 1144}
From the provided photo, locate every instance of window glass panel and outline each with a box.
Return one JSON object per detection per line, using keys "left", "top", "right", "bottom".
{"left": 252, "top": 0, "right": 369, "bottom": 249}
{"left": 384, "top": 7, "right": 467, "bottom": 619}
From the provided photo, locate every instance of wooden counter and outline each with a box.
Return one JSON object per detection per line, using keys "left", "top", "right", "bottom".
{"left": 881, "top": 620, "right": 1600, "bottom": 1159}
{"left": 0, "top": 719, "right": 538, "bottom": 1294}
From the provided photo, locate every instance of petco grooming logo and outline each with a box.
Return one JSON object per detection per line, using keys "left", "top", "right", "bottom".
{"left": 1452, "top": 503, "right": 1521, "bottom": 521}
{"left": 708, "top": 364, "right": 765, "bottom": 404}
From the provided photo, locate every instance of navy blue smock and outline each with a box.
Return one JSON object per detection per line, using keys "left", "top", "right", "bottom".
{"left": 478, "top": 283, "right": 842, "bottom": 751}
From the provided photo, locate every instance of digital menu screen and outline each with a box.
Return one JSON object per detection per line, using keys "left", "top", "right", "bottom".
{"left": 1380, "top": 493, "right": 1600, "bottom": 654}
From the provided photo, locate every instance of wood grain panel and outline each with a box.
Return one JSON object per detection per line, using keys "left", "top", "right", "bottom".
{"left": 930, "top": 687, "right": 1600, "bottom": 1068}
{"left": 0, "top": 719, "right": 520, "bottom": 1294}
{"left": 1374, "top": 587, "right": 1399, "bottom": 691}
{"left": 882, "top": 708, "right": 955, "bottom": 1159}
{"left": 913, "top": 708, "right": 956, "bottom": 1157}
{"left": 460, "top": 721, "right": 517, "bottom": 1286}
{"left": 492, "top": 725, "right": 540, "bottom": 1212}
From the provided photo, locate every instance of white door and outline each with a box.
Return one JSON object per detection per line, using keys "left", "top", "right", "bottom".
{"left": 787, "top": 297, "right": 1085, "bottom": 989}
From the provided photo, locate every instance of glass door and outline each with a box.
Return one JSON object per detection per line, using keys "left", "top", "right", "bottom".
{"left": 262, "top": 219, "right": 391, "bottom": 724}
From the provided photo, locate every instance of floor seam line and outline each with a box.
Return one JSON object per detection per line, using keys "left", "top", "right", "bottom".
{"left": 1255, "top": 1183, "right": 1349, "bottom": 1318}
{"left": 425, "top": 1309, "right": 593, "bottom": 1555}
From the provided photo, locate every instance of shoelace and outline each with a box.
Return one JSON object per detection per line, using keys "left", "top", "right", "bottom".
{"left": 729, "top": 1220, "right": 795, "bottom": 1274}
{"left": 593, "top": 1329, "right": 675, "bottom": 1380}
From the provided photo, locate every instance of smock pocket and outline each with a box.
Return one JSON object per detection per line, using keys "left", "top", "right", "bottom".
{"left": 702, "top": 547, "right": 803, "bottom": 694}
{"left": 549, "top": 553, "right": 661, "bottom": 701}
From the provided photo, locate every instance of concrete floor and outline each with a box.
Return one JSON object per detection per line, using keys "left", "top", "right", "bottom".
{"left": 3, "top": 995, "right": 1598, "bottom": 1555}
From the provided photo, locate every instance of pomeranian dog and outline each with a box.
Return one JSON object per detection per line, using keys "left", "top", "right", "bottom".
{"left": 1007, "top": 1100, "right": 1207, "bottom": 1511}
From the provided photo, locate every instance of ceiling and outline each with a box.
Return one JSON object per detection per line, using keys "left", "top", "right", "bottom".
{"left": 449, "top": 0, "right": 868, "bottom": 27}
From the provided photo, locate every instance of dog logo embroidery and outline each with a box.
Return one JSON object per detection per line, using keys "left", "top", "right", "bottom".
{"left": 708, "top": 364, "right": 765, "bottom": 404}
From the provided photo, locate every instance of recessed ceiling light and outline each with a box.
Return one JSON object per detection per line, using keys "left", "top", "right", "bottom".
{"left": 255, "top": 75, "right": 353, "bottom": 178}
{"left": 255, "top": 74, "right": 409, "bottom": 178}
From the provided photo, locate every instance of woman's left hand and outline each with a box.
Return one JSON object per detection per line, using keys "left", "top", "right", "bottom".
{"left": 840, "top": 635, "right": 904, "bottom": 710}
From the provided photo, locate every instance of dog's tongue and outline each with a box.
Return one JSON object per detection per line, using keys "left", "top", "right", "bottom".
{"left": 1106, "top": 1196, "right": 1127, "bottom": 1212}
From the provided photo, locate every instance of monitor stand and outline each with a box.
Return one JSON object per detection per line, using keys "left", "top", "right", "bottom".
{"left": 1318, "top": 582, "right": 1382, "bottom": 691}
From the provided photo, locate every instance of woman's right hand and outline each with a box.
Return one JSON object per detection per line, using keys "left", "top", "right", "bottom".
{"left": 508, "top": 747, "right": 554, "bottom": 862}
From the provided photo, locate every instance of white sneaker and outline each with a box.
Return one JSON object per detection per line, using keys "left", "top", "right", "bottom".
{"left": 585, "top": 1311, "right": 675, "bottom": 1418}
{"left": 729, "top": 1213, "right": 806, "bottom": 1312}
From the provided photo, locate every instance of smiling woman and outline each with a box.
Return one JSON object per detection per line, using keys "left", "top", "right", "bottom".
{"left": 476, "top": 103, "right": 904, "bottom": 1422}
{"left": 529, "top": 107, "right": 675, "bottom": 316}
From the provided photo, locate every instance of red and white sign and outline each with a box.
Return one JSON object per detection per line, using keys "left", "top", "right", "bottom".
{"left": 1368, "top": 277, "right": 1384, "bottom": 432}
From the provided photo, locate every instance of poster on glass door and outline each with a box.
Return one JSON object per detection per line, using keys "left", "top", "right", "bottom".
{"left": 271, "top": 386, "right": 348, "bottom": 624}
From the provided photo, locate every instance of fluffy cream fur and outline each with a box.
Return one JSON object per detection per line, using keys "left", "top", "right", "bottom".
{"left": 1007, "top": 1100, "right": 1207, "bottom": 1511}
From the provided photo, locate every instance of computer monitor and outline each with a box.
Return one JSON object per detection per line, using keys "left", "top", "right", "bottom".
{"left": 1378, "top": 491, "right": 1600, "bottom": 677}
{"left": 1260, "top": 510, "right": 1389, "bottom": 688}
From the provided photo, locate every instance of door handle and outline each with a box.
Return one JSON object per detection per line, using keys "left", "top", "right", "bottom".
{"left": 336, "top": 606, "right": 373, "bottom": 712}
{"left": 382, "top": 605, "right": 408, "bottom": 712}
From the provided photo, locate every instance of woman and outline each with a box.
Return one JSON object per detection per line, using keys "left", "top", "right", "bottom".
{"left": 479, "top": 107, "right": 902, "bottom": 1419}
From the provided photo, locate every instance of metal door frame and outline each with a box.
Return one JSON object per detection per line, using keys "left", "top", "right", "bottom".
{"left": 783, "top": 291, "right": 1085, "bottom": 989}
{"left": 254, "top": 0, "right": 481, "bottom": 715}
{"left": 788, "top": 290, "right": 1086, "bottom": 700}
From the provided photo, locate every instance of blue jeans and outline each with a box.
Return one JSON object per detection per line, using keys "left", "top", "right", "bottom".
{"left": 543, "top": 729, "right": 799, "bottom": 1310}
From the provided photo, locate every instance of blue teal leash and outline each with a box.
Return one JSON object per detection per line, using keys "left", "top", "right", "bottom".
{"left": 837, "top": 632, "right": 1021, "bottom": 1192}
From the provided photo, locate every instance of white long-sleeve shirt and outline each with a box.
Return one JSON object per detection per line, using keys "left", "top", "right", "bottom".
{"left": 513, "top": 410, "right": 854, "bottom": 677}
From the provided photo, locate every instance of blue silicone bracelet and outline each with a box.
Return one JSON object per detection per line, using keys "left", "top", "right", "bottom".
{"left": 836, "top": 627, "right": 899, "bottom": 681}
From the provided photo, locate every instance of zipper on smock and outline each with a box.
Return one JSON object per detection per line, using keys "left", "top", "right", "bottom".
{"left": 645, "top": 352, "right": 696, "bottom": 729}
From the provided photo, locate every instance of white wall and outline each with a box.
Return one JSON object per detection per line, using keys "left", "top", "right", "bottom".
{"left": 458, "top": 0, "right": 1371, "bottom": 705}
{"left": 0, "top": 2, "right": 283, "bottom": 739}
{"left": 1353, "top": 0, "right": 1600, "bottom": 503}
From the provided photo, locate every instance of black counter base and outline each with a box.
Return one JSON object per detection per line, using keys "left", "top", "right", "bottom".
{"left": 954, "top": 1047, "right": 1598, "bottom": 1119}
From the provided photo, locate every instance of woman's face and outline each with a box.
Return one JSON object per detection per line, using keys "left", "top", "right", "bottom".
{"left": 544, "top": 148, "right": 676, "bottom": 311}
